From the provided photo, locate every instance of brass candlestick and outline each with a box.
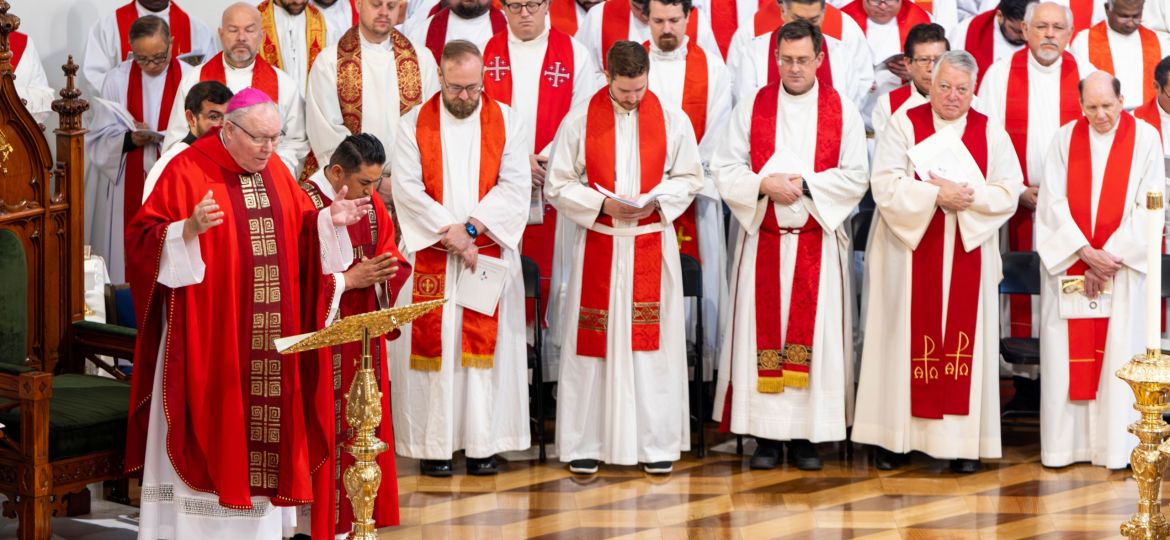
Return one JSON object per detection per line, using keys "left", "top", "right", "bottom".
{"left": 280, "top": 299, "right": 445, "bottom": 538}
{"left": 1118, "top": 351, "right": 1170, "bottom": 539}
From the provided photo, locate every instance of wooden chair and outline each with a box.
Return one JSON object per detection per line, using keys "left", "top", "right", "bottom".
{"left": 0, "top": 6, "right": 137, "bottom": 538}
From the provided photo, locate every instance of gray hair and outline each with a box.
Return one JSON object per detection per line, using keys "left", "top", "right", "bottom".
{"left": 1023, "top": 1, "right": 1073, "bottom": 27}
{"left": 931, "top": 50, "right": 979, "bottom": 85}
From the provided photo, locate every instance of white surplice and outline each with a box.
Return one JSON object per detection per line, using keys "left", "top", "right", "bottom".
{"left": 388, "top": 98, "right": 532, "bottom": 460}
{"left": 1069, "top": 25, "right": 1170, "bottom": 111}
{"left": 871, "top": 83, "right": 928, "bottom": 143}
{"left": 160, "top": 55, "right": 311, "bottom": 177}
{"left": 404, "top": 10, "right": 500, "bottom": 53}
{"left": 860, "top": 16, "right": 911, "bottom": 127}
{"left": 724, "top": 21, "right": 874, "bottom": 111}
{"left": 305, "top": 31, "right": 440, "bottom": 170}
{"left": 1034, "top": 118, "right": 1164, "bottom": 469}
{"left": 576, "top": 6, "right": 722, "bottom": 69}
{"left": 852, "top": 105, "right": 1024, "bottom": 460}
{"left": 267, "top": 4, "right": 333, "bottom": 91}
{"left": 138, "top": 212, "right": 350, "bottom": 540}
{"left": 646, "top": 36, "right": 731, "bottom": 381}
{"left": 951, "top": 10, "right": 1026, "bottom": 80}
{"left": 13, "top": 34, "right": 54, "bottom": 124}
{"left": 710, "top": 82, "right": 869, "bottom": 441}
{"left": 313, "top": 0, "right": 357, "bottom": 45}
{"left": 1148, "top": 0, "right": 1170, "bottom": 41}
{"left": 545, "top": 96, "right": 703, "bottom": 465}
{"left": 82, "top": 1, "right": 219, "bottom": 92}
{"left": 85, "top": 59, "right": 191, "bottom": 284}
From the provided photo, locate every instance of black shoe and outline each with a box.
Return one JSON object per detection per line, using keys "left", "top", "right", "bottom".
{"left": 420, "top": 459, "right": 454, "bottom": 477}
{"left": 750, "top": 438, "right": 783, "bottom": 470}
{"left": 467, "top": 455, "right": 500, "bottom": 476}
{"left": 787, "top": 439, "right": 823, "bottom": 471}
{"left": 949, "top": 458, "right": 981, "bottom": 474}
{"left": 642, "top": 461, "right": 673, "bottom": 474}
{"left": 568, "top": 459, "right": 599, "bottom": 475}
{"left": 874, "top": 447, "right": 907, "bottom": 471}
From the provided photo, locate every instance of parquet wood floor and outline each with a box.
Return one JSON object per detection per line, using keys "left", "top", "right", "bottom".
{"left": 380, "top": 423, "right": 1141, "bottom": 539}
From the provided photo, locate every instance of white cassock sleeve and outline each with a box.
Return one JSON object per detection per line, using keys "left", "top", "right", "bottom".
{"left": 82, "top": 15, "right": 121, "bottom": 93}
{"left": 871, "top": 94, "right": 894, "bottom": 139}
{"left": 653, "top": 110, "right": 705, "bottom": 222}
{"left": 709, "top": 97, "right": 766, "bottom": 232}
{"left": 804, "top": 99, "right": 870, "bottom": 232}
{"left": 869, "top": 111, "right": 943, "bottom": 249}
{"left": 391, "top": 109, "right": 454, "bottom": 254}
{"left": 956, "top": 122, "right": 1026, "bottom": 251}
{"left": 724, "top": 29, "right": 758, "bottom": 107}
{"left": 158, "top": 221, "right": 207, "bottom": 288}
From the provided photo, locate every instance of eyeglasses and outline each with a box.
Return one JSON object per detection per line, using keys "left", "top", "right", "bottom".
{"left": 778, "top": 56, "right": 815, "bottom": 67}
{"left": 444, "top": 82, "right": 483, "bottom": 96}
{"left": 131, "top": 51, "right": 170, "bottom": 67}
{"left": 909, "top": 55, "right": 941, "bottom": 67}
{"left": 502, "top": 0, "right": 547, "bottom": 13}
{"left": 229, "top": 120, "right": 283, "bottom": 146}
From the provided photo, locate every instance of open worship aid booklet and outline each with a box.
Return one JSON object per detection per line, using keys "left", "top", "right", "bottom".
{"left": 455, "top": 255, "right": 510, "bottom": 316}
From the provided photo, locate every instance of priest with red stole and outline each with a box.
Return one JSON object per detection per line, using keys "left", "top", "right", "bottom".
{"left": 481, "top": 0, "right": 602, "bottom": 370}
{"left": 853, "top": 51, "right": 1024, "bottom": 474}
{"left": 161, "top": 3, "right": 311, "bottom": 178}
{"left": 951, "top": 0, "right": 1032, "bottom": 89}
{"left": 1068, "top": 0, "right": 1169, "bottom": 110}
{"left": 87, "top": 16, "right": 189, "bottom": 284}
{"left": 9, "top": 31, "right": 53, "bottom": 124}
{"left": 871, "top": 23, "right": 948, "bottom": 140}
{"left": 837, "top": 0, "right": 932, "bottom": 122}
{"left": 82, "top": 0, "right": 219, "bottom": 92}
{"left": 124, "top": 88, "right": 374, "bottom": 540}
{"left": 644, "top": 0, "right": 732, "bottom": 385}
{"left": 710, "top": 21, "right": 868, "bottom": 472}
{"left": 577, "top": 0, "right": 721, "bottom": 69}
{"left": 256, "top": 0, "right": 331, "bottom": 91}
{"left": 975, "top": 2, "right": 1084, "bottom": 409}
{"left": 390, "top": 40, "right": 532, "bottom": 478}
{"left": 725, "top": 0, "right": 874, "bottom": 112}
{"left": 1134, "top": 56, "right": 1170, "bottom": 157}
{"left": 296, "top": 134, "right": 410, "bottom": 538}
{"left": 547, "top": 41, "right": 702, "bottom": 476}
{"left": 405, "top": 0, "right": 509, "bottom": 61}
{"left": 1035, "top": 72, "right": 1163, "bottom": 469}
{"left": 703, "top": 0, "right": 763, "bottom": 60}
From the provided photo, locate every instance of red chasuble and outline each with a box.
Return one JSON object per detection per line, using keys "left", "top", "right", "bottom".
{"left": 1087, "top": 22, "right": 1162, "bottom": 104}
{"left": 124, "top": 59, "right": 183, "bottom": 231}
{"left": 124, "top": 129, "right": 334, "bottom": 510}
{"left": 483, "top": 28, "right": 575, "bottom": 325}
{"left": 599, "top": 0, "right": 698, "bottom": 68}
{"left": 964, "top": 9, "right": 998, "bottom": 89}
{"left": 409, "top": 94, "right": 508, "bottom": 371}
{"left": 200, "top": 53, "right": 282, "bottom": 102}
{"left": 300, "top": 180, "right": 411, "bottom": 537}
{"left": 1004, "top": 49, "right": 1081, "bottom": 337}
{"left": 116, "top": 1, "right": 193, "bottom": 61}
{"left": 550, "top": 0, "right": 581, "bottom": 36}
{"left": 10, "top": 31, "right": 27, "bottom": 68}
{"left": 905, "top": 104, "right": 989, "bottom": 419}
{"left": 424, "top": 7, "right": 508, "bottom": 62}
{"left": 749, "top": 82, "right": 841, "bottom": 392}
{"left": 1064, "top": 114, "right": 1137, "bottom": 400}
{"left": 840, "top": 0, "right": 930, "bottom": 45}
{"left": 576, "top": 89, "right": 668, "bottom": 358}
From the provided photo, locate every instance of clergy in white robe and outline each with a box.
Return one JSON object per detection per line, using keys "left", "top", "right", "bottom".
{"left": 11, "top": 32, "right": 54, "bottom": 124}
{"left": 725, "top": 0, "right": 874, "bottom": 111}
{"left": 82, "top": 0, "right": 219, "bottom": 92}
{"left": 547, "top": 41, "right": 703, "bottom": 475}
{"left": 710, "top": 20, "right": 868, "bottom": 471}
{"left": 305, "top": 0, "right": 440, "bottom": 179}
{"left": 1068, "top": 0, "right": 1169, "bottom": 110}
{"left": 86, "top": 16, "right": 190, "bottom": 284}
{"left": 643, "top": 0, "right": 731, "bottom": 383}
{"left": 1053, "top": 0, "right": 1105, "bottom": 35}
{"left": 576, "top": 0, "right": 721, "bottom": 69}
{"left": 951, "top": 0, "right": 1030, "bottom": 90}
{"left": 1133, "top": 56, "right": 1170, "bottom": 157}
{"left": 161, "top": 3, "right": 311, "bottom": 177}
{"left": 1146, "top": 0, "right": 1170, "bottom": 41}
{"left": 870, "top": 22, "right": 946, "bottom": 139}
{"left": 974, "top": 2, "right": 1083, "bottom": 381}
{"left": 694, "top": 0, "right": 758, "bottom": 60}
{"left": 144, "top": 81, "right": 234, "bottom": 201}
{"left": 389, "top": 41, "right": 531, "bottom": 477}
{"left": 405, "top": 0, "right": 509, "bottom": 62}
{"left": 256, "top": 0, "right": 332, "bottom": 91}
{"left": 837, "top": 0, "right": 933, "bottom": 125}
{"left": 314, "top": 0, "right": 360, "bottom": 41}
{"left": 1035, "top": 72, "right": 1161, "bottom": 469}
{"left": 853, "top": 51, "right": 1024, "bottom": 472}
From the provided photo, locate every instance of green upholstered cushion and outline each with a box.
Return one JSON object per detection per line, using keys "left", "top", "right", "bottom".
{"left": 0, "top": 374, "right": 130, "bottom": 460}
{"left": 0, "top": 230, "right": 29, "bottom": 369}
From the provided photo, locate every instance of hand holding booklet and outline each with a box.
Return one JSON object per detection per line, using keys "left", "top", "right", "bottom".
{"left": 595, "top": 184, "right": 664, "bottom": 209}
{"left": 455, "top": 255, "right": 510, "bottom": 315}
{"left": 906, "top": 124, "right": 985, "bottom": 186}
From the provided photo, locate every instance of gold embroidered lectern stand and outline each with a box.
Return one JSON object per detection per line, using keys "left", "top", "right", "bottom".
{"left": 279, "top": 299, "right": 445, "bottom": 540}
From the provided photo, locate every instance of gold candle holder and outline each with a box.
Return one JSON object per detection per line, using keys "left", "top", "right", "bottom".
{"left": 1119, "top": 351, "right": 1170, "bottom": 539}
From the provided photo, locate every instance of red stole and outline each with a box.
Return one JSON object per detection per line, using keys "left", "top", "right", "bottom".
{"left": 299, "top": 180, "right": 408, "bottom": 537}
{"left": 1134, "top": 97, "right": 1163, "bottom": 143}
{"left": 124, "top": 59, "right": 182, "bottom": 230}
{"left": 840, "top": 0, "right": 931, "bottom": 45}
{"left": 116, "top": 1, "right": 193, "bottom": 61}
{"left": 350, "top": 0, "right": 359, "bottom": 26}
{"left": 600, "top": 0, "right": 698, "bottom": 68}
{"left": 1071, "top": 0, "right": 1094, "bottom": 35}
{"left": 199, "top": 53, "right": 281, "bottom": 102}
{"left": 550, "top": 0, "right": 581, "bottom": 36}
{"left": 749, "top": 82, "right": 840, "bottom": 392}
{"left": 1087, "top": 22, "right": 1162, "bottom": 104}
{"left": 965, "top": 9, "right": 998, "bottom": 89}
{"left": 410, "top": 95, "right": 507, "bottom": 371}
{"left": 766, "top": 28, "right": 833, "bottom": 90}
{"left": 710, "top": 0, "right": 740, "bottom": 59}
{"left": 576, "top": 89, "right": 667, "bottom": 357}
{"left": 11, "top": 31, "right": 27, "bottom": 68}
{"left": 888, "top": 84, "right": 913, "bottom": 112}
{"left": 1004, "top": 50, "right": 1080, "bottom": 337}
{"left": 1064, "top": 114, "right": 1137, "bottom": 400}
{"left": 753, "top": 1, "right": 844, "bottom": 39}
{"left": 424, "top": 7, "right": 507, "bottom": 62}
{"left": 905, "top": 104, "right": 989, "bottom": 419}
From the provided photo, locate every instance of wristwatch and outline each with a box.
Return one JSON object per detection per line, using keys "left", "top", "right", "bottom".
{"left": 464, "top": 222, "right": 479, "bottom": 239}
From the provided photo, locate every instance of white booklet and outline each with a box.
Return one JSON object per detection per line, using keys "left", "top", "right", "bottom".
{"left": 1058, "top": 276, "right": 1113, "bottom": 320}
{"left": 595, "top": 184, "right": 664, "bottom": 209}
{"left": 455, "top": 255, "right": 510, "bottom": 316}
{"left": 906, "top": 124, "right": 985, "bottom": 186}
